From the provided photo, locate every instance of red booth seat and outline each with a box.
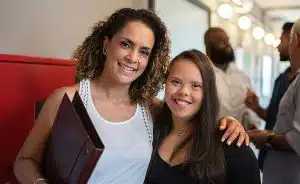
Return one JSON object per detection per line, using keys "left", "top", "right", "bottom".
{"left": 0, "top": 54, "right": 76, "bottom": 183}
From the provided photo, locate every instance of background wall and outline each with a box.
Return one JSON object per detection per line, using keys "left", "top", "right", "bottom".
{"left": 155, "top": 0, "right": 209, "bottom": 58}
{"left": 0, "top": 0, "right": 148, "bottom": 59}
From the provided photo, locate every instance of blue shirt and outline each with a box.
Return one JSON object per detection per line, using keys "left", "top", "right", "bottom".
{"left": 265, "top": 68, "right": 290, "bottom": 130}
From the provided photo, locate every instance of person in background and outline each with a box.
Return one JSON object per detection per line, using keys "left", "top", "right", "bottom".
{"left": 145, "top": 50, "right": 261, "bottom": 184}
{"left": 249, "top": 18, "right": 300, "bottom": 184}
{"left": 245, "top": 22, "right": 296, "bottom": 170}
{"left": 13, "top": 8, "right": 248, "bottom": 184}
{"left": 204, "top": 27, "right": 261, "bottom": 131}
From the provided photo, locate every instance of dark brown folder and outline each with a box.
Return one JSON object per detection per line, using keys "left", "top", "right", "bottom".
{"left": 43, "top": 91, "right": 104, "bottom": 184}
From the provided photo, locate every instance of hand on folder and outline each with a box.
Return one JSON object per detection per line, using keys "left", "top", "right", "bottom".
{"left": 43, "top": 92, "right": 104, "bottom": 184}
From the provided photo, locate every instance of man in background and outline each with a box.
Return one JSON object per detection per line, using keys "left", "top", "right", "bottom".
{"left": 249, "top": 19, "right": 300, "bottom": 184}
{"left": 204, "top": 27, "right": 261, "bottom": 136}
{"left": 245, "top": 22, "right": 297, "bottom": 170}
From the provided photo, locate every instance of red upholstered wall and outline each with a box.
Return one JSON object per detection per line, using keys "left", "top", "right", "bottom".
{"left": 0, "top": 54, "right": 76, "bottom": 183}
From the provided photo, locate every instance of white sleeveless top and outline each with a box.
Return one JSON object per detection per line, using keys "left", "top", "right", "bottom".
{"left": 78, "top": 79, "right": 153, "bottom": 184}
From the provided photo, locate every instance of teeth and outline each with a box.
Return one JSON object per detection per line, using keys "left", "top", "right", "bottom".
{"left": 176, "top": 100, "right": 190, "bottom": 106}
{"left": 120, "top": 64, "right": 135, "bottom": 72}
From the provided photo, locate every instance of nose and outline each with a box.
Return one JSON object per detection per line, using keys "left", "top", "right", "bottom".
{"left": 178, "top": 85, "right": 190, "bottom": 97}
{"left": 277, "top": 43, "right": 281, "bottom": 50}
{"left": 127, "top": 49, "right": 139, "bottom": 63}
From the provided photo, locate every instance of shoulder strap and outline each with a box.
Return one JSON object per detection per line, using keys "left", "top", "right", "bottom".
{"left": 79, "top": 79, "right": 89, "bottom": 108}
{"left": 140, "top": 105, "right": 153, "bottom": 145}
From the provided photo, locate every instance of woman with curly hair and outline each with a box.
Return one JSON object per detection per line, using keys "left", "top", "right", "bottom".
{"left": 14, "top": 8, "right": 248, "bottom": 184}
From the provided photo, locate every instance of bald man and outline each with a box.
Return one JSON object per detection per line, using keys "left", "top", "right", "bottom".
{"left": 249, "top": 19, "right": 300, "bottom": 184}
{"left": 204, "top": 27, "right": 261, "bottom": 131}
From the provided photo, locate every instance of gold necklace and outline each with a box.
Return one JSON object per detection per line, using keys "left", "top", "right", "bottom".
{"left": 178, "top": 130, "right": 185, "bottom": 136}
{"left": 106, "top": 93, "right": 127, "bottom": 109}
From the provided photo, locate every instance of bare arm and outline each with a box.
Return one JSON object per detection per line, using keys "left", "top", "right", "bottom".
{"left": 245, "top": 89, "right": 267, "bottom": 121}
{"left": 255, "top": 106, "right": 267, "bottom": 121}
{"left": 149, "top": 97, "right": 164, "bottom": 120}
{"left": 250, "top": 76, "right": 300, "bottom": 153}
{"left": 150, "top": 98, "right": 249, "bottom": 146}
{"left": 269, "top": 133, "right": 294, "bottom": 151}
{"left": 14, "top": 86, "right": 77, "bottom": 184}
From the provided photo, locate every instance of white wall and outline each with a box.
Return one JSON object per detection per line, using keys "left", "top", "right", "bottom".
{"left": 155, "top": 0, "right": 209, "bottom": 58}
{"left": 132, "top": 0, "right": 148, "bottom": 9}
{"left": 0, "top": 0, "right": 144, "bottom": 59}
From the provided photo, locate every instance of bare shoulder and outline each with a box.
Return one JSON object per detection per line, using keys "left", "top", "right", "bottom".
{"left": 38, "top": 84, "right": 79, "bottom": 120}
{"left": 14, "top": 84, "right": 80, "bottom": 166}
{"left": 149, "top": 97, "right": 164, "bottom": 120}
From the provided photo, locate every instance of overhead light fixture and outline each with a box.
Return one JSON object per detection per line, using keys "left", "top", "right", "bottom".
{"left": 242, "top": 0, "right": 254, "bottom": 13}
{"left": 264, "top": 33, "right": 275, "bottom": 45}
{"left": 273, "top": 39, "right": 281, "bottom": 48}
{"left": 232, "top": 0, "right": 243, "bottom": 6}
{"left": 252, "top": 27, "right": 265, "bottom": 40}
{"left": 235, "top": 0, "right": 254, "bottom": 13}
{"left": 217, "top": 4, "right": 233, "bottom": 19}
{"left": 238, "top": 16, "right": 252, "bottom": 30}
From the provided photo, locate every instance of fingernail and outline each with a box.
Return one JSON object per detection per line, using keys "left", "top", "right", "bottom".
{"left": 221, "top": 137, "right": 226, "bottom": 142}
{"left": 227, "top": 141, "right": 232, "bottom": 145}
{"left": 237, "top": 143, "right": 241, "bottom": 147}
{"left": 220, "top": 126, "right": 225, "bottom": 129}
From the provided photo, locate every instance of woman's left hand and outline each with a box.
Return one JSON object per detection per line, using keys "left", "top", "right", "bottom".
{"left": 219, "top": 116, "right": 249, "bottom": 147}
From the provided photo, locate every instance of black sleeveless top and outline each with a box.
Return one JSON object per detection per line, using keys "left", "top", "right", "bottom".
{"left": 144, "top": 144, "right": 261, "bottom": 184}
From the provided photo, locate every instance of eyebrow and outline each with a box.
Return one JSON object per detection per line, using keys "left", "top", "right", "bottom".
{"left": 191, "top": 81, "right": 203, "bottom": 86}
{"left": 121, "top": 37, "right": 152, "bottom": 51}
{"left": 169, "top": 76, "right": 203, "bottom": 84}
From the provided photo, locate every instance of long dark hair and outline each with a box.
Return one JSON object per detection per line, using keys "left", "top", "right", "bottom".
{"left": 73, "top": 8, "right": 170, "bottom": 104}
{"left": 154, "top": 49, "right": 225, "bottom": 183}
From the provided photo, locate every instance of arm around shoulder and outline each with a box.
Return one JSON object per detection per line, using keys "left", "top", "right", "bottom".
{"left": 149, "top": 97, "right": 164, "bottom": 120}
{"left": 14, "top": 86, "right": 77, "bottom": 184}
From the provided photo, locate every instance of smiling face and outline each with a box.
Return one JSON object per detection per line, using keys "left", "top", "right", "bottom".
{"left": 103, "top": 21, "right": 155, "bottom": 85}
{"left": 165, "top": 58, "right": 204, "bottom": 121}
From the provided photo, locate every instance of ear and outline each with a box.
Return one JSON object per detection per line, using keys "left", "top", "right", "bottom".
{"left": 103, "top": 36, "right": 109, "bottom": 51}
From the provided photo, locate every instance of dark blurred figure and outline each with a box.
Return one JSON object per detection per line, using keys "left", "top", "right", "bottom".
{"left": 245, "top": 22, "right": 297, "bottom": 170}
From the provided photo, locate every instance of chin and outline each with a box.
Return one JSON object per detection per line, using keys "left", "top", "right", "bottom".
{"left": 172, "top": 111, "right": 194, "bottom": 121}
{"left": 114, "top": 73, "right": 140, "bottom": 85}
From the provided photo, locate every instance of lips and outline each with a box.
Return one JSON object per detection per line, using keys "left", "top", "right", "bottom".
{"left": 118, "top": 62, "right": 137, "bottom": 73}
{"left": 172, "top": 97, "right": 192, "bottom": 107}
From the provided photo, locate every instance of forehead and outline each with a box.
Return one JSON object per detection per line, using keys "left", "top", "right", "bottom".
{"left": 114, "top": 21, "right": 155, "bottom": 48}
{"left": 210, "top": 30, "right": 228, "bottom": 42}
{"left": 169, "top": 59, "right": 202, "bottom": 82}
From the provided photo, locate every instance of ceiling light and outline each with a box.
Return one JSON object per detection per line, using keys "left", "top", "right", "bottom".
{"left": 264, "top": 33, "right": 275, "bottom": 45}
{"left": 217, "top": 4, "right": 233, "bottom": 19}
{"left": 252, "top": 27, "right": 265, "bottom": 40}
{"left": 232, "top": 0, "right": 243, "bottom": 6}
{"left": 242, "top": 0, "right": 254, "bottom": 13}
{"left": 238, "top": 16, "right": 252, "bottom": 30}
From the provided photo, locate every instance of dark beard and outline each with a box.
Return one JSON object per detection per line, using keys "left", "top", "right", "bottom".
{"left": 209, "top": 47, "right": 235, "bottom": 65}
{"left": 280, "top": 54, "right": 290, "bottom": 61}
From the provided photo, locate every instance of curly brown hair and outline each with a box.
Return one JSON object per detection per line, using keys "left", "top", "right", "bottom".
{"left": 73, "top": 8, "right": 170, "bottom": 104}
